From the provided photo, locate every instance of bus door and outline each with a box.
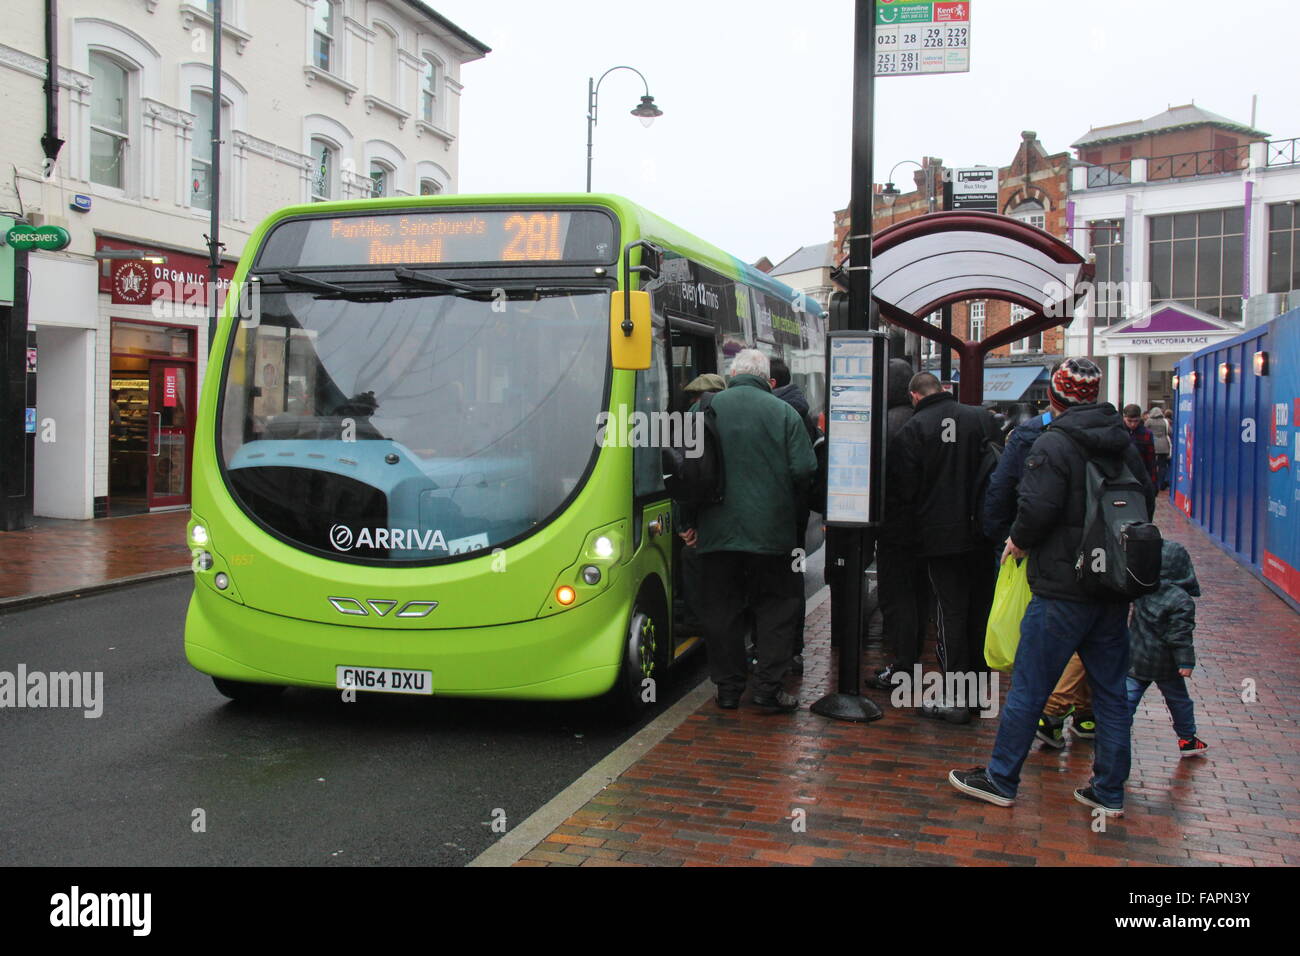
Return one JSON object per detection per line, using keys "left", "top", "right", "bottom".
{"left": 667, "top": 318, "right": 717, "bottom": 651}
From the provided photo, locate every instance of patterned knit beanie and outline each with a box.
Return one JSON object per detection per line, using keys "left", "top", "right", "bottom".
{"left": 1048, "top": 357, "right": 1102, "bottom": 408}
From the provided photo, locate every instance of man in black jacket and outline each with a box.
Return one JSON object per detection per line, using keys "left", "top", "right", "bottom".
{"left": 949, "top": 358, "right": 1155, "bottom": 817}
{"left": 892, "top": 372, "right": 999, "bottom": 723}
{"left": 869, "top": 359, "right": 931, "bottom": 689}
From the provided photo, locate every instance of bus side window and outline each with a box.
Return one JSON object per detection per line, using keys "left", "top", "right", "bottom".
{"left": 632, "top": 329, "right": 667, "bottom": 499}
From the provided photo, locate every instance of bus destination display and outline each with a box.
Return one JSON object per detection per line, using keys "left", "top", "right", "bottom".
{"left": 256, "top": 209, "right": 618, "bottom": 269}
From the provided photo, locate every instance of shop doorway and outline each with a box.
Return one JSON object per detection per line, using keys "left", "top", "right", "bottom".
{"left": 109, "top": 322, "right": 195, "bottom": 514}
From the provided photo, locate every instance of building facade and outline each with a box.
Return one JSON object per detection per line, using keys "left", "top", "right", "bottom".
{"left": 1065, "top": 104, "right": 1300, "bottom": 410}
{"left": 0, "top": 0, "right": 488, "bottom": 521}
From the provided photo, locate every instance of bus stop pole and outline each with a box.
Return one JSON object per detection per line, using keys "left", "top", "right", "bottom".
{"left": 812, "top": 0, "right": 882, "bottom": 723}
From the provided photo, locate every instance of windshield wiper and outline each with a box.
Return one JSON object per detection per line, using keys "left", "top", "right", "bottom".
{"left": 276, "top": 271, "right": 347, "bottom": 294}
{"left": 274, "top": 270, "right": 395, "bottom": 302}
{"left": 394, "top": 267, "right": 476, "bottom": 293}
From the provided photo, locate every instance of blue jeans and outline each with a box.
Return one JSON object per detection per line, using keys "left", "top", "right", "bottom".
{"left": 986, "top": 595, "right": 1133, "bottom": 808}
{"left": 1127, "top": 676, "right": 1197, "bottom": 739}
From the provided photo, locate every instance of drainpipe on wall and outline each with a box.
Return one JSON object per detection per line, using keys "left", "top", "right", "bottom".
{"left": 41, "top": 0, "right": 64, "bottom": 170}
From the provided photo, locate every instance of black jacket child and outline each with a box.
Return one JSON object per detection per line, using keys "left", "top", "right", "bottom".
{"left": 1129, "top": 540, "right": 1200, "bottom": 682}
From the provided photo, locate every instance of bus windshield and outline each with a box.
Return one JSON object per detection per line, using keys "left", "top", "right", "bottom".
{"left": 219, "top": 285, "right": 609, "bottom": 562}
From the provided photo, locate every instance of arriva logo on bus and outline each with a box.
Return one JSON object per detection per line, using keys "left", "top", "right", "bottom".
{"left": 330, "top": 525, "right": 448, "bottom": 552}
{"left": 328, "top": 525, "right": 491, "bottom": 554}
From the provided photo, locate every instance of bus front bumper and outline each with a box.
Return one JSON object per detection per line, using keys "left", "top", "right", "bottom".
{"left": 184, "top": 583, "right": 627, "bottom": 701}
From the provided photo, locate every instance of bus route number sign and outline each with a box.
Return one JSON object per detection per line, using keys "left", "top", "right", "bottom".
{"left": 874, "top": 0, "right": 970, "bottom": 76}
{"left": 256, "top": 209, "right": 619, "bottom": 269}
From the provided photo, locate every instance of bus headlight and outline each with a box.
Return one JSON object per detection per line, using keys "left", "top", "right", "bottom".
{"left": 581, "top": 565, "right": 601, "bottom": 585}
{"left": 556, "top": 585, "right": 576, "bottom": 605}
{"left": 593, "top": 535, "right": 615, "bottom": 559}
{"left": 195, "top": 551, "right": 214, "bottom": 572}
{"left": 191, "top": 524, "right": 209, "bottom": 546}
{"left": 214, "top": 573, "right": 230, "bottom": 591}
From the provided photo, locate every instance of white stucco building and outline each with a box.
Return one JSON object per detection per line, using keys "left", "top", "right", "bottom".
{"left": 0, "top": 0, "right": 488, "bottom": 520}
{"left": 1065, "top": 106, "right": 1300, "bottom": 410}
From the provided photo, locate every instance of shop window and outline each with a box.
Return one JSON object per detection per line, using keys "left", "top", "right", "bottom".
{"left": 1148, "top": 207, "right": 1244, "bottom": 320}
{"left": 1090, "top": 219, "right": 1125, "bottom": 327}
{"left": 1267, "top": 202, "right": 1300, "bottom": 294}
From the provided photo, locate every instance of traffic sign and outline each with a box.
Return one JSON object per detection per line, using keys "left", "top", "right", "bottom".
{"left": 874, "top": 0, "right": 970, "bottom": 76}
{"left": 951, "top": 166, "right": 998, "bottom": 210}
{"left": 4, "top": 223, "right": 71, "bottom": 252}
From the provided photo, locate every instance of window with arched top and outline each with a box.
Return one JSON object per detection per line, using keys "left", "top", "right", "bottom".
{"left": 421, "top": 54, "right": 442, "bottom": 125}
{"left": 89, "top": 51, "right": 131, "bottom": 188}
{"left": 419, "top": 179, "right": 441, "bottom": 196}
{"left": 369, "top": 160, "right": 392, "bottom": 198}
{"left": 190, "top": 89, "right": 231, "bottom": 212}
{"left": 310, "top": 137, "right": 337, "bottom": 201}
{"left": 372, "top": 23, "right": 398, "bottom": 103}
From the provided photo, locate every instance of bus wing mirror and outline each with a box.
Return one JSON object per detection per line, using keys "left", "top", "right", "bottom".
{"left": 610, "top": 291, "right": 652, "bottom": 370}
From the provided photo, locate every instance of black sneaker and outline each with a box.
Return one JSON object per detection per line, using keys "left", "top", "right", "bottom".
{"left": 867, "top": 664, "right": 901, "bottom": 691}
{"left": 1071, "top": 712, "right": 1096, "bottom": 739}
{"left": 921, "top": 702, "right": 972, "bottom": 724}
{"left": 1035, "top": 713, "right": 1067, "bottom": 749}
{"left": 948, "top": 767, "right": 1014, "bottom": 807}
{"left": 1178, "top": 735, "right": 1209, "bottom": 758}
{"left": 751, "top": 690, "right": 799, "bottom": 713}
{"left": 1074, "top": 786, "right": 1123, "bottom": 817}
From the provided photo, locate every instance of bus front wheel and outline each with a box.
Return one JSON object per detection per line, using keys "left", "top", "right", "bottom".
{"left": 608, "top": 605, "right": 659, "bottom": 723}
{"left": 212, "top": 676, "right": 286, "bottom": 703}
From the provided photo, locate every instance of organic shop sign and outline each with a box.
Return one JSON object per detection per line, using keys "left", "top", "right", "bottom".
{"left": 4, "top": 224, "right": 71, "bottom": 251}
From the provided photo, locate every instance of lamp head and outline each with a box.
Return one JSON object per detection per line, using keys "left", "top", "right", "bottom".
{"left": 631, "top": 95, "right": 663, "bottom": 127}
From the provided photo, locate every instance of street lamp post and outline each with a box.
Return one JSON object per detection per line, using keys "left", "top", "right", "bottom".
{"left": 585, "top": 66, "right": 662, "bottom": 192}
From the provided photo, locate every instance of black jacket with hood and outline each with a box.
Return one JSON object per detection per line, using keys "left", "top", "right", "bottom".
{"left": 1129, "top": 539, "right": 1199, "bottom": 682}
{"left": 894, "top": 389, "right": 1000, "bottom": 557}
{"left": 1010, "top": 402, "right": 1156, "bottom": 603}
{"left": 773, "top": 382, "right": 818, "bottom": 445}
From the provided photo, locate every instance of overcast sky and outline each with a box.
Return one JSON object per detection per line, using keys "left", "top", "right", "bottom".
{"left": 430, "top": 0, "right": 1297, "bottom": 266}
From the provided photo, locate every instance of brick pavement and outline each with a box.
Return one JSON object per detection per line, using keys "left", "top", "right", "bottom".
{"left": 0, "top": 511, "right": 191, "bottom": 604}
{"left": 517, "top": 499, "right": 1300, "bottom": 866}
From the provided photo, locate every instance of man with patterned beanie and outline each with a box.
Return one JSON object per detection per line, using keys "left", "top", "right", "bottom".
{"left": 948, "top": 358, "right": 1155, "bottom": 818}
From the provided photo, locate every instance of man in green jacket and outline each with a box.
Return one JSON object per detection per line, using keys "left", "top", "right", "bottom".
{"left": 678, "top": 349, "right": 817, "bottom": 712}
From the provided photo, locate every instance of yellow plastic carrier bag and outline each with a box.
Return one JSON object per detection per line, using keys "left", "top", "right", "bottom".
{"left": 984, "top": 558, "right": 1032, "bottom": 672}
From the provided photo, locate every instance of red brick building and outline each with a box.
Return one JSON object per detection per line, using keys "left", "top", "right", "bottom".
{"left": 833, "top": 132, "right": 1073, "bottom": 403}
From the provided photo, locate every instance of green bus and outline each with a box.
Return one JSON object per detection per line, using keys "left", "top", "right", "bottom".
{"left": 184, "top": 194, "right": 826, "bottom": 717}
